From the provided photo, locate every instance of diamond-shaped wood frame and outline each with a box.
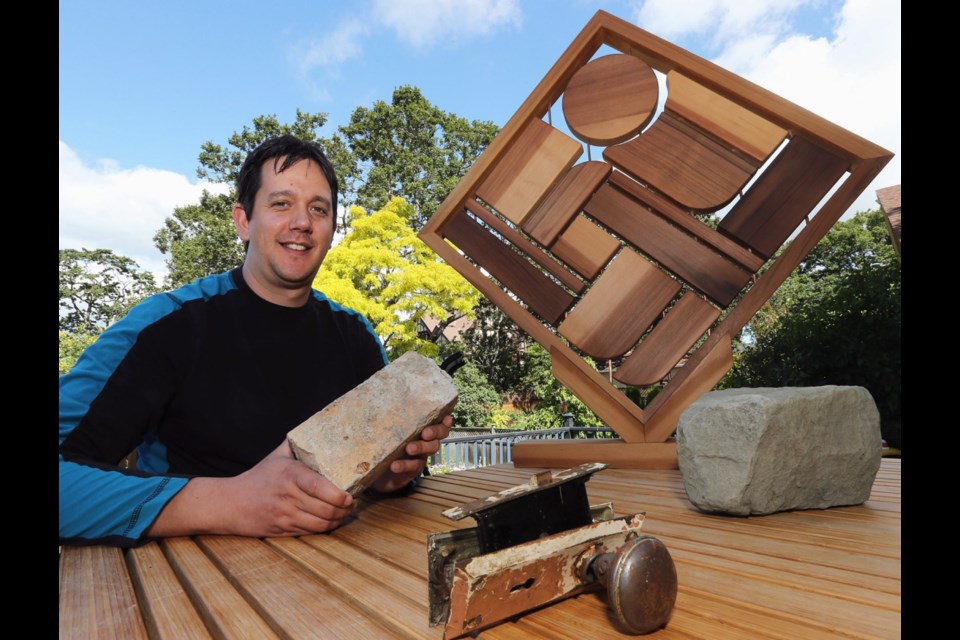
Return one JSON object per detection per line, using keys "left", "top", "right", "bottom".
{"left": 418, "top": 11, "right": 893, "bottom": 469}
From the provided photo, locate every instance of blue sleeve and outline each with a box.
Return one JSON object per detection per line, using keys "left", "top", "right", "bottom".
{"left": 59, "top": 274, "right": 234, "bottom": 547}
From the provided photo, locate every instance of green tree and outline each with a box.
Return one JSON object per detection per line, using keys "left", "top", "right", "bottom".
{"left": 459, "top": 298, "right": 529, "bottom": 394}
{"left": 154, "top": 111, "right": 354, "bottom": 287}
{"left": 340, "top": 85, "right": 499, "bottom": 229}
{"left": 59, "top": 248, "right": 158, "bottom": 333}
{"left": 725, "top": 209, "right": 901, "bottom": 447}
{"left": 449, "top": 360, "right": 501, "bottom": 430}
{"left": 513, "top": 344, "right": 603, "bottom": 428}
{"left": 59, "top": 331, "right": 97, "bottom": 375}
{"left": 313, "top": 197, "right": 480, "bottom": 360}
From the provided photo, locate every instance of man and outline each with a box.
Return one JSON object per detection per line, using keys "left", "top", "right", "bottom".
{"left": 59, "top": 135, "right": 452, "bottom": 546}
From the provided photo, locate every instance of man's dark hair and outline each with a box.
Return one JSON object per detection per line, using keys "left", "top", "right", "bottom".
{"left": 236, "top": 135, "right": 339, "bottom": 230}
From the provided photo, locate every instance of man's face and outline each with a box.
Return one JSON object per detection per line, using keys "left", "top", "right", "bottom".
{"left": 232, "top": 157, "right": 334, "bottom": 305}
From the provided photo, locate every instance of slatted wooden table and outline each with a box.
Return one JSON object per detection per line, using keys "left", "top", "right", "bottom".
{"left": 59, "top": 459, "right": 901, "bottom": 639}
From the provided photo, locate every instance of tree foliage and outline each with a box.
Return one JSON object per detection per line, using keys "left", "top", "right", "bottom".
{"left": 59, "top": 248, "right": 158, "bottom": 333}
{"left": 155, "top": 94, "right": 496, "bottom": 285}
{"left": 724, "top": 209, "right": 901, "bottom": 447}
{"left": 153, "top": 191, "right": 241, "bottom": 288}
{"left": 59, "top": 331, "right": 97, "bottom": 375}
{"left": 509, "top": 344, "right": 603, "bottom": 429}
{"left": 459, "top": 298, "right": 529, "bottom": 394}
{"left": 340, "top": 85, "right": 499, "bottom": 229}
{"left": 313, "top": 197, "right": 480, "bottom": 360}
{"left": 449, "top": 360, "right": 502, "bottom": 430}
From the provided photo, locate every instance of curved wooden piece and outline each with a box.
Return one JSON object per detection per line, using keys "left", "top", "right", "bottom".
{"left": 614, "top": 291, "right": 720, "bottom": 387}
{"left": 476, "top": 118, "right": 583, "bottom": 226}
{"left": 558, "top": 250, "right": 681, "bottom": 360}
{"left": 666, "top": 72, "right": 786, "bottom": 163}
{"left": 603, "top": 112, "right": 757, "bottom": 212}
{"left": 562, "top": 53, "right": 659, "bottom": 146}
{"left": 522, "top": 160, "right": 612, "bottom": 247}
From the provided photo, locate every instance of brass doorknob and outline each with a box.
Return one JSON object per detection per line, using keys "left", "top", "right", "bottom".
{"left": 580, "top": 535, "right": 678, "bottom": 634}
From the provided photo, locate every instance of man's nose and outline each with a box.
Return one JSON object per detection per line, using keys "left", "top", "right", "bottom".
{"left": 289, "top": 203, "right": 313, "bottom": 230}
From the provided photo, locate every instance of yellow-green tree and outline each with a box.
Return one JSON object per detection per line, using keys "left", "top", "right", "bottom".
{"left": 314, "top": 197, "right": 479, "bottom": 360}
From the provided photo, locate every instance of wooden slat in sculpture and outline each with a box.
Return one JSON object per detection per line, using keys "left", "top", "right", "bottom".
{"left": 522, "top": 160, "right": 612, "bottom": 247}
{"left": 719, "top": 135, "right": 850, "bottom": 259}
{"left": 443, "top": 209, "right": 576, "bottom": 325}
{"left": 475, "top": 118, "right": 583, "bottom": 226}
{"left": 419, "top": 10, "right": 893, "bottom": 469}
{"left": 558, "top": 249, "right": 681, "bottom": 360}
{"left": 585, "top": 183, "right": 751, "bottom": 307}
{"left": 665, "top": 72, "right": 788, "bottom": 164}
{"left": 551, "top": 214, "right": 621, "bottom": 280}
{"left": 614, "top": 291, "right": 720, "bottom": 387}
{"left": 608, "top": 171, "right": 765, "bottom": 273}
{"left": 464, "top": 199, "right": 586, "bottom": 295}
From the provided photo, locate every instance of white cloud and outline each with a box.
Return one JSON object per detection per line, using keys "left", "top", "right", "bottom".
{"left": 631, "top": 0, "right": 808, "bottom": 49}
{"left": 372, "top": 0, "right": 522, "bottom": 48}
{"left": 631, "top": 0, "right": 900, "bottom": 215}
{"left": 59, "top": 141, "right": 230, "bottom": 281}
{"left": 733, "top": 0, "right": 901, "bottom": 214}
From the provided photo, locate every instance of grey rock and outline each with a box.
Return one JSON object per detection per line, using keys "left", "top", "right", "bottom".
{"left": 676, "top": 386, "right": 881, "bottom": 516}
{"left": 287, "top": 351, "right": 458, "bottom": 496}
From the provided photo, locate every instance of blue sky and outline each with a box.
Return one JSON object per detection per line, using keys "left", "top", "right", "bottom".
{"left": 60, "top": 0, "right": 901, "bottom": 279}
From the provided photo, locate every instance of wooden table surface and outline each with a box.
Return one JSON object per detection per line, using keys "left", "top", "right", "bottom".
{"left": 59, "top": 459, "right": 901, "bottom": 639}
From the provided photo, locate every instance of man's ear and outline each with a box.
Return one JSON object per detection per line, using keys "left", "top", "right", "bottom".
{"left": 232, "top": 204, "right": 250, "bottom": 241}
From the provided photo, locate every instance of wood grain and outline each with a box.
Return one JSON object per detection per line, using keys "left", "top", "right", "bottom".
{"left": 512, "top": 440, "right": 679, "bottom": 469}
{"left": 127, "top": 542, "right": 211, "bottom": 638}
{"left": 443, "top": 210, "right": 576, "bottom": 325}
{"left": 585, "top": 183, "right": 751, "bottom": 307}
{"left": 476, "top": 118, "right": 583, "bottom": 226}
{"left": 551, "top": 214, "right": 621, "bottom": 281}
{"left": 561, "top": 53, "right": 659, "bottom": 146}
{"left": 719, "top": 135, "right": 849, "bottom": 259}
{"left": 522, "top": 161, "right": 612, "bottom": 247}
{"left": 609, "top": 171, "right": 764, "bottom": 273}
{"left": 59, "top": 545, "right": 148, "bottom": 640}
{"left": 161, "top": 537, "right": 280, "bottom": 639}
{"left": 58, "top": 458, "right": 901, "bottom": 640}
{"left": 558, "top": 249, "right": 681, "bottom": 359}
{"left": 666, "top": 71, "right": 787, "bottom": 163}
{"left": 465, "top": 199, "right": 585, "bottom": 294}
{"left": 604, "top": 112, "right": 757, "bottom": 212}
{"left": 266, "top": 537, "right": 441, "bottom": 639}
{"left": 615, "top": 291, "right": 720, "bottom": 387}
{"left": 196, "top": 536, "right": 403, "bottom": 638}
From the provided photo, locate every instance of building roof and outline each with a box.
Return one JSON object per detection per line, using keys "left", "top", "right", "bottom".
{"left": 876, "top": 184, "right": 901, "bottom": 256}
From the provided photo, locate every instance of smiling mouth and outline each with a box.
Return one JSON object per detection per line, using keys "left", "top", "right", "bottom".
{"left": 282, "top": 242, "right": 310, "bottom": 251}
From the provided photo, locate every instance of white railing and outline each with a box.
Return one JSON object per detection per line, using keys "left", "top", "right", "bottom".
{"left": 428, "top": 425, "right": 618, "bottom": 472}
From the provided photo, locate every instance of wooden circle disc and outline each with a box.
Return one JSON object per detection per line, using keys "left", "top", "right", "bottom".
{"left": 562, "top": 54, "right": 659, "bottom": 146}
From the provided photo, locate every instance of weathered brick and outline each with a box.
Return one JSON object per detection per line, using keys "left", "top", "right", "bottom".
{"left": 287, "top": 351, "right": 459, "bottom": 496}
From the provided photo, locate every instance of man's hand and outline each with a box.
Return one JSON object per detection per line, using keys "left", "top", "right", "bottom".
{"left": 369, "top": 415, "right": 453, "bottom": 494}
{"left": 147, "top": 441, "right": 355, "bottom": 538}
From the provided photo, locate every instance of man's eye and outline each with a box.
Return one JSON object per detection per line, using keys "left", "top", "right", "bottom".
{"left": 311, "top": 206, "right": 328, "bottom": 215}
{"left": 272, "top": 200, "right": 289, "bottom": 208}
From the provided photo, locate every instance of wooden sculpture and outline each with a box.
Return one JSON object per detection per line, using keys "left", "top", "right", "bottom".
{"left": 418, "top": 10, "right": 894, "bottom": 469}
